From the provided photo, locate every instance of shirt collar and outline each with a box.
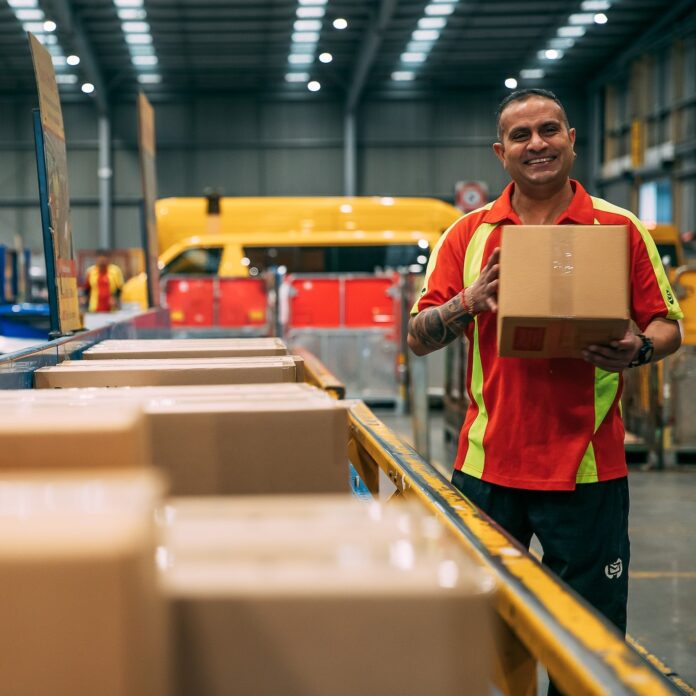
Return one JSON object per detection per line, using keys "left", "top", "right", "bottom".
{"left": 482, "top": 179, "right": 596, "bottom": 225}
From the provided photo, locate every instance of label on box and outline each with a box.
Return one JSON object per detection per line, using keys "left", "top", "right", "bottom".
{"left": 512, "top": 326, "right": 545, "bottom": 352}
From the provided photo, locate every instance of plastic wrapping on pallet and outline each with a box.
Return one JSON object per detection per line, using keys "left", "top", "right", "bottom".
{"left": 159, "top": 495, "right": 494, "bottom": 696}
{"left": 0, "top": 471, "right": 168, "bottom": 696}
{"left": 82, "top": 337, "right": 288, "bottom": 360}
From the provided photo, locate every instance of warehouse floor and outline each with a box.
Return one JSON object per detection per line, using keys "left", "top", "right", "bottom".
{"left": 375, "top": 407, "right": 696, "bottom": 690}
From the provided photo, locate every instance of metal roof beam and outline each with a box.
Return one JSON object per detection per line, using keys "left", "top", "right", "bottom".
{"left": 43, "top": 0, "right": 109, "bottom": 113}
{"left": 346, "top": 0, "right": 399, "bottom": 113}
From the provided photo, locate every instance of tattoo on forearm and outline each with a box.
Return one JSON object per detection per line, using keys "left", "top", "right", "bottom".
{"left": 409, "top": 293, "right": 472, "bottom": 350}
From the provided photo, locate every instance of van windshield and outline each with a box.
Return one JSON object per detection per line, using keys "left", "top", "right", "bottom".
{"left": 242, "top": 245, "right": 427, "bottom": 274}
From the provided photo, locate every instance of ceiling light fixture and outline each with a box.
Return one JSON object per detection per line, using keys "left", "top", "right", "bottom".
{"left": 520, "top": 68, "right": 545, "bottom": 79}
{"left": 132, "top": 55, "right": 158, "bottom": 66}
{"left": 594, "top": 12, "right": 608, "bottom": 24}
{"left": 504, "top": 77, "right": 518, "bottom": 89}
{"left": 549, "top": 38, "right": 575, "bottom": 49}
{"left": 424, "top": 3, "right": 455, "bottom": 15}
{"left": 332, "top": 18, "right": 348, "bottom": 29}
{"left": 124, "top": 33, "right": 152, "bottom": 44}
{"left": 307, "top": 80, "right": 321, "bottom": 91}
{"left": 296, "top": 7, "right": 325, "bottom": 18}
{"left": 288, "top": 54, "right": 314, "bottom": 64}
{"left": 117, "top": 8, "right": 146, "bottom": 19}
{"left": 319, "top": 52, "right": 333, "bottom": 63}
{"left": 55, "top": 74, "right": 78, "bottom": 84}
{"left": 581, "top": 0, "right": 610, "bottom": 10}
{"left": 15, "top": 9, "right": 43, "bottom": 19}
{"left": 42, "top": 20, "right": 57, "bottom": 32}
{"left": 401, "top": 52, "right": 427, "bottom": 63}
{"left": 114, "top": 0, "right": 144, "bottom": 7}
{"left": 541, "top": 49, "right": 563, "bottom": 60}
{"left": 122, "top": 21, "right": 150, "bottom": 33}
{"left": 568, "top": 13, "right": 595, "bottom": 25}
{"left": 557, "top": 26, "right": 586, "bottom": 37}
{"left": 8, "top": 0, "right": 39, "bottom": 7}
{"left": 418, "top": 17, "right": 446, "bottom": 29}
{"left": 285, "top": 72, "right": 309, "bottom": 82}
{"left": 292, "top": 31, "right": 320, "bottom": 42}
{"left": 412, "top": 29, "right": 440, "bottom": 41}
{"left": 81, "top": 82, "right": 95, "bottom": 94}
{"left": 66, "top": 54, "right": 80, "bottom": 66}
{"left": 137, "top": 74, "right": 162, "bottom": 84}
{"left": 392, "top": 70, "right": 416, "bottom": 81}
{"left": 294, "top": 19, "right": 322, "bottom": 31}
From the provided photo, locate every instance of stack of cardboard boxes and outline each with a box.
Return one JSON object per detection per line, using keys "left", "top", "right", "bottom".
{"left": 0, "top": 337, "right": 493, "bottom": 694}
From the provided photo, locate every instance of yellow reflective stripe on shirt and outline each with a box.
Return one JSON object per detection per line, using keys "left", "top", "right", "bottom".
{"left": 460, "top": 219, "right": 497, "bottom": 478}
{"left": 577, "top": 211, "right": 624, "bottom": 484}
{"left": 462, "top": 319, "right": 488, "bottom": 478}
{"left": 463, "top": 221, "right": 497, "bottom": 286}
{"left": 576, "top": 367, "right": 621, "bottom": 483}
{"left": 410, "top": 214, "right": 466, "bottom": 315}
{"left": 590, "top": 196, "right": 684, "bottom": 321}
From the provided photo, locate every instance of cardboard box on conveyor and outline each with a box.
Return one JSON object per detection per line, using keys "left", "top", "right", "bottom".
{"left": 0, "top": 403, "right": 150, "bottom": 471}
{"left": 0, "top": 384, "right": 348, "bottom": 496}
{"left": 160, "top": 495, "right": 494, "bottom": 696}
{"left": 0, "top": 470, "right": 168, "bottom": 696}
{"left": 497, "top": 224, "right": 630, "bottom": 358}
{"left": 33, "top": 355, "right": 305, "bottom": 388}
{"left": 82, "top": 337, "right": 288, "bottom": 360}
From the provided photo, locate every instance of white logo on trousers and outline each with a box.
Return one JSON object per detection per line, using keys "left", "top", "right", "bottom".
{"left": 605, "top": 558, "right": 623, "bottom": 579}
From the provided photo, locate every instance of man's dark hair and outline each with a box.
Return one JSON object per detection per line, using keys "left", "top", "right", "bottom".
{"left": 495, "top": 88, "right": 570, "bottom": 140}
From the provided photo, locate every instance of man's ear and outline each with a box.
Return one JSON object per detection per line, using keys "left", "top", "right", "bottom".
{"left": 492, "top": 142, "right": 506, "bottom": 168}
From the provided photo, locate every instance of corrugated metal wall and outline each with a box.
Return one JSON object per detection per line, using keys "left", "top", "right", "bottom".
{"left": 0, "top": 90, "right": 588, "bottom": 252}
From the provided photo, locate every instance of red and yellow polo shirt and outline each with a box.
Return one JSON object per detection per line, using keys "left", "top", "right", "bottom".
{"left": 413, "top": 180, "right": 682, "bottom": 490}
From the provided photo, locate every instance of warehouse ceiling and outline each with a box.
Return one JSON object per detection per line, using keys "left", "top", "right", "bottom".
{"left": 0, "top": 0, "right": 692, "bottom": 103}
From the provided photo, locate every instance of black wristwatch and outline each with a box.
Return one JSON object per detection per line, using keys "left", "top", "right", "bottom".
{"left": 628, "top": 334, "right": 654, "bottom": 368}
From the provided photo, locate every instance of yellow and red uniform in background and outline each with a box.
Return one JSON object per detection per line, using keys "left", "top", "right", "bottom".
{"left": 85, "top": 264, "right": 124, "bottom": 312}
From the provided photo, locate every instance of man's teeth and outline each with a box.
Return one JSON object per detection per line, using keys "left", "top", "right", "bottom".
{"left": 527, "top": 157, "right": 554, "bottom": 164}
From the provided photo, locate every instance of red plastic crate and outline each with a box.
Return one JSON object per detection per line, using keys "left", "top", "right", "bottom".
{"left": 288, "top": 278, "right": 341, "bottom": 328}
{"left": 344, "top": 275, "right": 397, "bottom": 328}
{"left": 218, "top": 278, "right": 267, "bottom": 327}
{"left": 165, "top": 278, "right": 214, "bottom": 327}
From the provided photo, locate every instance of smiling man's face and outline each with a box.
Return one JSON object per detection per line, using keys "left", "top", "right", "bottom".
{"left": 493, "top": 96, "right": 576, "bottom": 194}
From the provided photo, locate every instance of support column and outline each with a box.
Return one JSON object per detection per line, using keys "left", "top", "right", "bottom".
{"left": 344, "top": 110, "right": 356, "bottom": 197}
{"left": 98, "top": 114, "right": 113, "bottom": 249}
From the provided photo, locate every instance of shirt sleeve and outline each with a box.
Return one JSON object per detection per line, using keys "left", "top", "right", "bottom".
{"left": 629, "top": 219, "right": 683, "bottom": 331}
{"left": 411, "top": 218, "right": 467, "bottom": 315}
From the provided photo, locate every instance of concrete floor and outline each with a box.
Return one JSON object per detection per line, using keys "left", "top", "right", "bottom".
{"left": 375, "top": 407, "right": 696, "bottom": 690}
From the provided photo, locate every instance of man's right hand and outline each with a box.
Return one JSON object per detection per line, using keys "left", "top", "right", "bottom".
{"left": 465, "top": 247, "right": 500, "bottom": 314}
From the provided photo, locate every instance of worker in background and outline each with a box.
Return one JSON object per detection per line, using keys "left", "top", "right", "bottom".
{"left": 84, "top": 250, "right": 125, "bottom": 313}
{"left": 407, "top": 88, "right": 682, "bottom": 694}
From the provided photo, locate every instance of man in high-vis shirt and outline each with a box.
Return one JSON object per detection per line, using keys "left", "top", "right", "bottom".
{"left": 408, "top": 89, "right": 682, "bottom": 644}
{"left": 84, "top": 250, "right": 125, "bottom": 313}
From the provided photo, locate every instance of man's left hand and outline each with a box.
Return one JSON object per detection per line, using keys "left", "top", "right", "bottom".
{"left": 582, "top": 330, "right": 641, "bottom": 372}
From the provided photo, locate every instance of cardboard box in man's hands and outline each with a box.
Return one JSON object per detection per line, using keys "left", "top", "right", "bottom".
{"left": 497, "top": 225, "right": 630, "bottom": 358}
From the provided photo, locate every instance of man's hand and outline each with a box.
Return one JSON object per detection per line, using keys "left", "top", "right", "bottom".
{"left": 407, "top": 247, "right": 500, "bottom": 357}
{"left": 582, "top": 331, "right": 641, "bottom": 372}
{"left": 465, "top": 247, "right": 500, "bottom": 314}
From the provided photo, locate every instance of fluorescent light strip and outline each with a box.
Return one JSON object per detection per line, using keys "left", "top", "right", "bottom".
{"left": 520, "top": 3, "right": 610, "bottom": 81}
{"left": 393, "top": 0, "right": 457, "bottom": 82}
{"left": 113, "top": 0, "right": 161, "bottom": 83}
{"left": 8, "top": 3, "right": 77, "bottom": 85}
{"left": 286, "top": 0, "right": 327, "bottom": 86}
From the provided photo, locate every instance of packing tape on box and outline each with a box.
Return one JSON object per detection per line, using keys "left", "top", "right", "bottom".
{"left": 551, "top": 228, "right": 575, "bottom": 317}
